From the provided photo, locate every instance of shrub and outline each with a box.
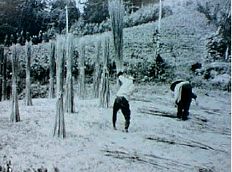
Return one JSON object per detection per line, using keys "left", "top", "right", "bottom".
{"left": 70, "top": 4, "right": 172, "bottom": 36}
{"left": 125, "top": 56, "right": 173, "bottom": 83}
{"left": 124, "top": 4, "right": 172, "bottom": 27}
{"left": 19, "top": 83, "right": 49, "bottom": 99}
{"left": 196, "top": 0, "right": 231, "bottom": 61}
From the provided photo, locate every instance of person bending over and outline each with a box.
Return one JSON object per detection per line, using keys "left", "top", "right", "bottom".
{"left": 170, "top": 80, "right": 197, "bottom": 120}
{"left": 113, "top": 71, "right": 135, "bottom": 132}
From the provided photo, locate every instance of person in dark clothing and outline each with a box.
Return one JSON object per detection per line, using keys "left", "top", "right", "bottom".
{"left": 113, "top": 72, "right": 135, "bottom": 132}
{"left": 113, "top": 96, "right": 131, "bottom": 131}
{"left": 155, "top": 54, "right": 165, "bottom": 78}
{"left": 170, "top": 80, "right": 197, "bottom": 120}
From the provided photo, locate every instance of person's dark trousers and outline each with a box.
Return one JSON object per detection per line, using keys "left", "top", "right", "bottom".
{"left": 177, "top": 83, "right": 192, "bottom": 120}
{"left": 113, "top": 96, "right": 131, "bottom": 130}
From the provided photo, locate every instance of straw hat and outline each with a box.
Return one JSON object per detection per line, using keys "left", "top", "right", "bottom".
{"left": 170, "top": 80, "right": 184, "bottom": 91}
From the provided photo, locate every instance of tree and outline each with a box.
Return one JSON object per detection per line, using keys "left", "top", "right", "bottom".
{"left": 109, "top": 0, "right": 124, "bottom": 73}
{"left": 25, "top": 40, "right": 33, "bottom": 105}
{"left": 0, "top": 0, "right": 24, "bottom": 43}
{"left": 197, "top": 0, "right": 231, "bottom": 61}
{"left": 19, "top": 0, "right": 49, "bottom": 36}
{"left": 54, "top": 35, "right": 66, "bottom": 138}
{"left": 0, "top": 0, "right": 51, "bottom": 44}
{"left": 10, "top": 43, "right": 20, "bottom": 122}
{"left": 50, "top": 0, "right": 80, "bottom": 33}
{"left": 83, "top": 0, "right": 109, "bottom": 23}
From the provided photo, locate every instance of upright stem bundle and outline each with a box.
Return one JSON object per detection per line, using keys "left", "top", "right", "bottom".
{"left": 99, "top": 37, "right": 110, "bottom": 108}
{"left": 79, "top": 44, "right": 86, "bottom": 99}
{"left": 25, "top": 40, "right": 33, "bottom": 106}
{"left": 0, "top": 46, "right": 4, "bottom": 101}
{"left": 1, "top": 47, "right": 7, "bottom": 101}
{"left": 65, "top": 33, "right": 74, "bottom": 113}
{"left": 109, "top": 0, "right": 124, "bottom": 73}
{"left": 10, "top": 44, "right": 20, "bottom": 122}
{"left": 54, "top": 36, "right": 66, "bottom": 138}
{"left": 49, "top": 40, "right": 56, "bottom": 99}
{"left": 93, "top": 40, "right": 101, "bottom": 98}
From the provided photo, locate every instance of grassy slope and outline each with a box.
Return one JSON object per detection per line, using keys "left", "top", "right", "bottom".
{"left": 123, "top": 1, "right": 215, "bottom": 77}
{"left": 79, "top": 1, "right": 217, "bottom": 84}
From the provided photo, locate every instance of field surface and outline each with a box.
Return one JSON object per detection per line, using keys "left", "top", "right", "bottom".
{"left": 0, "top": 84, "right": 230, "bottom": 172}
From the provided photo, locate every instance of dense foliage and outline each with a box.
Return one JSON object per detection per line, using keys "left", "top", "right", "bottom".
{"left": 0, "top": 0, "right": 162, "bottom": 44}
{"left": 83, "top": 0, "right": 109, "bottom": 23}
{"left": 196, "top": 0, "right": 231, "bottom": 61}
{"left": 0, "top": 0, "right": 80, "bottom": 44}
{"left": 50, "top": 0, "right": 80, "bottom": 33}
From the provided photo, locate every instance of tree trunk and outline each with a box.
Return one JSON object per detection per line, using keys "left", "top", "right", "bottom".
{"left": 158, "top": 0, "right": 162, "bottom": 33}
{"left": 0, "top": 45, "right": 3, "bottom": 101}
{"left": 79, "top": 44, "right": 86, "bottom": 99}
{"left": 93, "top": 40, "right": 101, "bottom": 98}
{"left": 65, "top": 33, "right": 74, "bottom": 113}
{"left": 99, "top": 37, "right": 110, "bottom": 108}
{"left": 54, "top": 36, "right": 65, "bottom": 138}
{"left": 49, "top": 40, "right": 56, "bottom": 98}
{"left": 65, "top": 5, "right": 69, "bottom": 35}
{"left": 225, "top": 45, "right": 229, "bottom": 61}
{"left": 10, "top": 44, "right": 20, "bottom": 122}
{"left": 155, "top": 0, "right": 162, "bottom": 56}
{"left": 25, "top": 41, "right": 33, "bottom": 106}
{"left": 1, "top": 48, "right": 7, "bottom": 101}
{"left": 109, "top": 0, "right": 124, "bottom": 73}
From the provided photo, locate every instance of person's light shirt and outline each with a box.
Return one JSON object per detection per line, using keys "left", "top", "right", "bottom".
{"left": 116, "top": 75, "right": 134, "bottom": 100}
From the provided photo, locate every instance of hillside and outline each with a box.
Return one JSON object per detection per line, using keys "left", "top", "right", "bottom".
{"left": 123, "top": 5, "right": 212, "bottom": 72}
{"left": 73, "top": 0, "right": 230, "bottom": 90}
